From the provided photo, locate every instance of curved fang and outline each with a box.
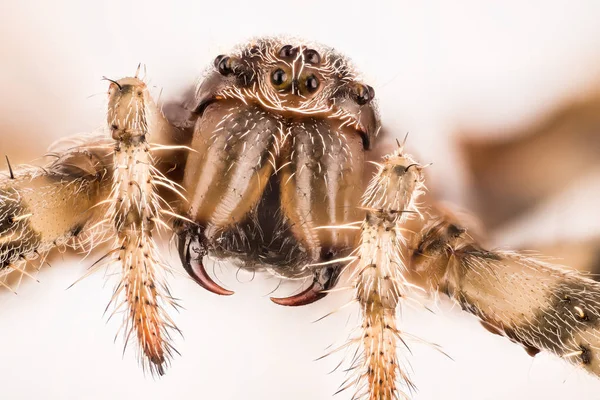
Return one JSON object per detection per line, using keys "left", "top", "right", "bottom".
{"left": 178, "top": 226, "right": 234, "bottom": 296}
{"left": 271, "top": 265, "right": 341, "bottom": 306}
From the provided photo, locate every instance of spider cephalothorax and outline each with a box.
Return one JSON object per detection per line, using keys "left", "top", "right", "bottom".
{"left": 178, "top": 38, "right": 382, "bottom": 305}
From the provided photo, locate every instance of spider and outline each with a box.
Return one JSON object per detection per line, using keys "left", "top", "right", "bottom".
{"left": 2, "top": 36, "right": 600, "bottom": 400}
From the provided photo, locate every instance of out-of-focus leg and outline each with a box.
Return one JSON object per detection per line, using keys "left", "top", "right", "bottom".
{"left": 411, "top": 209, "right": 600, "bottom": 376}
{"left": 0, "top": 137, "right": 111, "bottom": 290}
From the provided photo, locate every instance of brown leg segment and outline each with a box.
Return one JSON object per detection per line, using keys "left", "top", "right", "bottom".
{"left": 0, "top": 138, "right": 111, "bottom": 290}
{"left": 411, "top": 210, "right": 600, "bottom": 377}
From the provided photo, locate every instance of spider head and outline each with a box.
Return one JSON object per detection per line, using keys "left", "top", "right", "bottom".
{"left": 192, "top": 37, "right": 381, "bottom": 149}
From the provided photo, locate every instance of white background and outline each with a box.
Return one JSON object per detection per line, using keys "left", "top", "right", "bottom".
{"left": 2, "top": 1, "right": 600, "bottom": 399}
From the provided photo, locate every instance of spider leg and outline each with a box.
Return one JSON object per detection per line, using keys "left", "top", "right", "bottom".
{"left": 410, "top": 209, "right": 600, "bottom": 376}
{"left": 524, "top": 239, "right": 600, "bottom": 278}
{"left": 0, "top": 136, "right": 111, "bottom": 291}
{"left": 341, "top": 147, "right": 426, "bottom": 400}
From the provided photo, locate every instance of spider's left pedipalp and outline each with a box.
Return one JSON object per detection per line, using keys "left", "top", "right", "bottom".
{"left": 335, "top": 146, "right": 426, "bottom": 400}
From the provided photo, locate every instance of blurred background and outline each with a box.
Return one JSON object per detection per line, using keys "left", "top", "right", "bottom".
{"left": 2, "top": 1, "right": 600, "bottom": 399}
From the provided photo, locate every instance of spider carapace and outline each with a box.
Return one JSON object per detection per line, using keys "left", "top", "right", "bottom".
{"left": 2, "top": 37, "right": 600, "bottom": 400}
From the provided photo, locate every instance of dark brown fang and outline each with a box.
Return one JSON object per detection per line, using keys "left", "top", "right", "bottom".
{"left": 270, "top": 280, "right": 326, "bottom": 306}
{"left": 270, "top": 265, "right": 341, "bottom": 306}
{"left": 184, "top": 254, "right": 234, "bottom": 296}
{"left": 178, "top": 226, "right": 234, "bottom": 296}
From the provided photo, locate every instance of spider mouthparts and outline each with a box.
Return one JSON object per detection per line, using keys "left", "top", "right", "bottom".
{"left": 178, "top": 228, "right": 234, "bottom": 296}
{"left": 270, "top": 280, "right": 327, "bottom": 306}
{"left": 270, "top": 265, "right": 341, "bottom": 306}
{"left": 185, "top": 256, "right": 235, "bottom": 296}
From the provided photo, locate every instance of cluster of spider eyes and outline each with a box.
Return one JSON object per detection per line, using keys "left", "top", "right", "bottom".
{"left": 270, "top": 45, "right": 321, "bottom": 95}
{"left": 213, "top": 44, "right": 376, "bottom": 104}
{"left": 212, "top": 45, "right": 322, "bottom": 96}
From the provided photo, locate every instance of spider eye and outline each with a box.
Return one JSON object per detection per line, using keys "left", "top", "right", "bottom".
{"left": 278, "top": 45, "right": 298, "bottom": 60}
{"left": 303, "top": 49, "right": 321, "bottom": 65}
{"left": 271, "top": 68, "right": 288, "bottom": 88}
{"left": 215, "top": 55, "right": 233, "bottom": 76}
{"left": 304, "top": 74, "right": 320, "bottom": 93}
{"left": 352, "top": 83, "right": 375, "bottom": 105}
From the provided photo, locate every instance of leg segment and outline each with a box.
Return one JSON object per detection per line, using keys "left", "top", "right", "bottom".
{"left": 0, "top": 137, "right": 111, "bottom": 290}
{"left": 410, "top": 210, "right": 600, "bottom": 376}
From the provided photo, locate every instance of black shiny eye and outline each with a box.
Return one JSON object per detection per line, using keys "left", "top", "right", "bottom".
{"left": 367, "top": 85, "right": 375, "bottom": 100}
{"left": 215, "top": 55, "right": 233, "bottom": 76}
{"left": 304, "top": 74, "right": 320, "bottom": 93}
{"left": 271, "top": 68, "right": 288, "bottom": 87}
{"left": 278, "top": 45, "right": 298, "bottom": 59}
{"left": 303, "top": 49, "right": 321, "bottom": 65}
{"left": 352, "top": 84, "right": 375, "bottom": 105}
{"left": 214, "top": 55, "right": 225, "bottom": 69}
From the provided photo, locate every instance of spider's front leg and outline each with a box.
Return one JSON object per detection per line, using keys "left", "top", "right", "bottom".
{"left": 343, "top": 147, "right": 426, "bottom": 400}
{"left": 410, "top": 210, "right": 600, "bottom": 377}
{"left": 0, "top": 138, "right": 111, "bottom": 290}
